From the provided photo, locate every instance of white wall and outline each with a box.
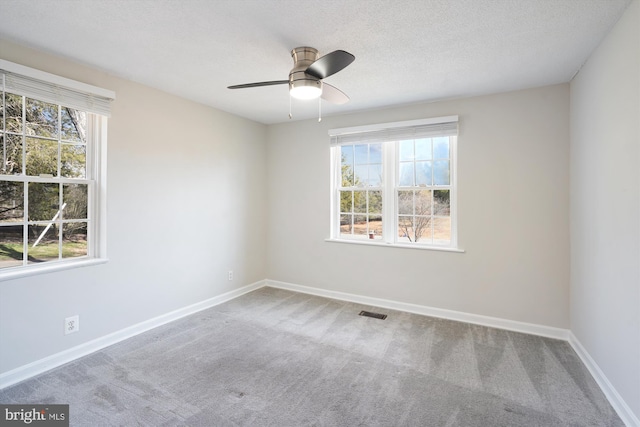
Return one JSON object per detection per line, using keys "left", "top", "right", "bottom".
{"left": 267, "top": 84, "right": 570, "bottom": 329}
{"left": 0, "top": 40, "right": 268, "bottom": 374}
{"left": 570, "top": 0, "right": 640, "bottom": 421}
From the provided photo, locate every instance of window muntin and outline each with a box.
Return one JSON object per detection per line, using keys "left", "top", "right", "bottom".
{"left": 330, "top": 117, "right": 458, "bottom": 249}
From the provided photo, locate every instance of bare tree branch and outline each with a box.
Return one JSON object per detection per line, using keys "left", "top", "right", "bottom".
{"left": 65, "top": 108, "right": 86, "bottom": 143}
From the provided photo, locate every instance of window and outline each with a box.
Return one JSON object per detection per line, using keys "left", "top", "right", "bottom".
{"left": 329, "top": 116, "right": 459, "bottom": 250}
{"left": 338, "top": 143, "right": 384, "bottom": 240}
{"left": 0, "top": 60, "right": 114, "bottom": 279}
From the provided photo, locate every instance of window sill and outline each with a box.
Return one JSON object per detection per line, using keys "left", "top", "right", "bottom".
{"left": 325, "top": 238, "right": 465, "bottom": 253}
{"left": 0, "top": 257, "right": 109, "bottom": 282}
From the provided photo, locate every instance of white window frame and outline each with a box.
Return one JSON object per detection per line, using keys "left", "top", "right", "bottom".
{"left": 0, "top": 60, "right": 114, "bottom": 281}
{"left": 328, "top": 116, "right": 463, "bottom": 252}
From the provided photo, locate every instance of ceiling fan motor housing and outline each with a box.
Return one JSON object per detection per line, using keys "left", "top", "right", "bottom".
{"left": 289, "top": 47, "right": 322, "bottom": 96}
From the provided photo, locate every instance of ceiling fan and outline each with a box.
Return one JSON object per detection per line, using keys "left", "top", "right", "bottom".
{"left": 228, "top": 47, "right": 355, "bottom": 106}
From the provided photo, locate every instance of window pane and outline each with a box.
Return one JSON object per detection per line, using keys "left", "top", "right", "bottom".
{"left": 339, "top": 214, "right": 352, "bottom": 237}
{"left": 0, "top": 225, "right": 23, "bottom": 269}
{"left": 433, "top": 137, "right": 449, "bottom": 159}
{"left": 414, "top": 216, "right": 433, "bottom": 243}
{"left": 369, "top": 215, "right": 382, "bottom": 239}
{"left": 369, "top": 143, "right": 382, "bottom": 163}
{"left": 399, "top": 140, "right": 413, "bottom": 161}
{"left": 340, "top": 146, "right": 354, "bottom": 186}
{"left": 61, "top": 144, "right": 86, "bottom": 178}
{"left": 26, "top": 98, "right": 58, "bottom": 138}
{"left": 399, "top": 162, "right": 414, "bottom": 186}
{"left": 368, "top": 190, "right": 382, "bottom": 214}
{"left": 433, "top": 217, "right": 451, "bottom": 243}
{"left": 62, "top": 222, "right": 87, "bottom": 259}
{"left": 434, "top": 160, "right": 450, "bottom": 185}
{"left": 62, "top": 184, "right": 88, "bottom": 220}
{"left": 339, "top": 190, "right": 352, "bottom": 213}
{"left": 398, "top": 215, "right": 414, "bottom": 242}
{"left": 434, "top": 190, "right": 450, "bottom": 216}
{"left": 61, "top": 108, "right": 86, "bottom": 143}
{"left": 354, "top": 144, "right": 368, "bottom": 164}
{"left": 353, "top": 215, "right": 367, "bottom": 236}
{"left": 415, "top": 190, "right": 432, "bottom": 216}
{"left": 354, "top": 191, "right": 367, "bottom": 213}
{"left": 354, "top": 165, "right": 367, "bottom": 187}
{"left": 341, "top": 165, "right": 354, "bottom": 187}
{"left": 26, "top": 137, "right": 58, "bottom": 177}
{"left": 2, "top": 133, "right": 23, "bottom": 175}
{"left": 415, "top": 161, "right": 432, "bottom": 186}
{"left": 368, "top": 164, "right": 382, "bottom": 187}
{"left": 0, "top": 181, "right": 24, "bottom": 222}
{"left": 5, "top": 93, "right": 23, "bottom": 133}
{"left": 415, "top": 139, "right": 432, "bottom": 160}
{"left": 341, "top": 145, "right": 354, "bottom": 166}
{"left": 28, "top": 223, "right": 59, "bottom": 264}
{"left": 398, "top": 190, "right": 413, "bottom": 215}
{"left": 28, "top": 183, "right": 59, "bottom": 221}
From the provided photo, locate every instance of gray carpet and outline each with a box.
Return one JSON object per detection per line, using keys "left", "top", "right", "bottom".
{"left": 0, "top": 287, "right": 624, "bottom": 426}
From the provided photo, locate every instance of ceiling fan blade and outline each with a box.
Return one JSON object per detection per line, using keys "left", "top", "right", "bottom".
{"left": 306, "top": 50, "right": 355, "bottom": 80}
{"left": 227, "top": 80, "right": 289, "bottom": 89}
{"left": 321, "top": 83, "right": 349, "bottom": 105}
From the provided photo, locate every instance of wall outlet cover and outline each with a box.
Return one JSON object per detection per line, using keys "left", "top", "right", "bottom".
{"left": 65, "top": 315, "right": 79, "bottom": 335}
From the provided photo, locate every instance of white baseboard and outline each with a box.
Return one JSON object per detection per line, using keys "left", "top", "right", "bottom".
{"left": 265, "top": 279, "right": 569, "bottom": 340}
{"left": 0, "top": 280, "right": 265, "bottom": 390}
{"left": 266, "top": 279, "right": 640, "bottom": 426}
{"left": 569, "top": 333, "right": 639, "bottom": 427}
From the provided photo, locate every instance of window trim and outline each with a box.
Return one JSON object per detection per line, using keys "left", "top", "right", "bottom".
{"left": 0, "top": 61, "right": 112, "bottom": 281}
{"left": 324, "top": 237, "right": 465, "bottom": 253}
{"left": 328, "top": 116, "right": 462, "bottom": 252}
{"left": 0, "top": 257, "right": 109, "bottom": 281}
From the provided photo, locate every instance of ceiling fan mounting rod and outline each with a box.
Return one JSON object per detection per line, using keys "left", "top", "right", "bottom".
{"left": 291, "top": 47, "right": 319, "bottom": 68}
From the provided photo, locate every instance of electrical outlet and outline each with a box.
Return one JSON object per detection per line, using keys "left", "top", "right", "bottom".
{"left": 228, "top": 270, "right": 233, "bottom": 281}
{"left": 65, "top": 315, "right": 79, "bottom": 335}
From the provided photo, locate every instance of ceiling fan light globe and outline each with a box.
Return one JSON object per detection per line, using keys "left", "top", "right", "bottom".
{"left": 289, "top": 77, "right": 323, "bottom": 100}
{"left": 290, "top": 85, "right": 322, "bottom": 100}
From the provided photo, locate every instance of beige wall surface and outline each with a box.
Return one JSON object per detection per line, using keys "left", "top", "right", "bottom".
{"left": 267, "top": 84, "right": 570, "bottom": 329}
{"left": 570, "top": 0, "right": 640, "bottom": 420}
{"left": 0, "top": 40, "right": 268, "bottom": 373}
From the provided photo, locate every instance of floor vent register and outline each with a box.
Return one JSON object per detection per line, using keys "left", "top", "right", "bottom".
{"left": 359, "top": 310, "right": 387, "bottom": 320}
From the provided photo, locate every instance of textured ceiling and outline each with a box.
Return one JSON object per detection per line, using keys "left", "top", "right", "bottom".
{"left": 0, "top": 0, "right": 632, "bottom": 124}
